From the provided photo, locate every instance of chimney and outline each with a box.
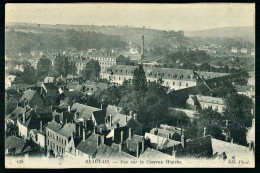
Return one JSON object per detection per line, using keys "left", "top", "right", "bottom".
{"left": 119, "top": 142, "right": 122, "bottom": 153}
{"left": 40, "top": 121, "right": 43, "bottom": 132}
{"left": 203, "top": 127, "right": 207, "bottom": 137}
{"left": 17, "top": 103, "right": 19, "bottom": 108}
{"left": 83, "top": 129, "right": 86, "bottom": 141}
{"left": 99, "top": 128, "right": 102, "bottom": 134}
{"left": 128, "top": 128, "right": 132, "bottom": 139}
{"left": 101, "top": 135, "right": 105, "bottom": 144}
{"left": 172, "top": 146, "right": 176, "bottom": 159}
{"left": 226, "top": 119, "right": 228, "bottom": 127}
{"left": 93, "top": 127, "right": 96, "bottom": 134}
{"left": 66, "top": 118, "right": 67, "bottom": 124}
{"left": 50, "top": 106, "right": 53, "bottom": 113}
{"left": 97, "top": 135, "right": 100, "bottom": 148}
{"left": 141, "top": 35, "right": 145, "bottom": 57}
{"left": 133, "top": 113, "right": 137, "bottom": 120}
{"left": 109, "top": 114, "right": 112, "bottom": 127}
{"left": 129, "top": 111, "right": 133, "bottom": 117}
{"left": 100, "top": 103, "right": 102, "bottom": 110}
{"left": 71, "top": 132, "right": 74, "bottom": 139}
{"left": 68, "top": 106, "right": 71, "bottom": 112}
{"left": 181, "top": 134, "right": 185, "bottom": 148}
{"left": 125, "top": 116, "right": 128, "bottom": 124}
{"left": 23, "top": 111, "right": 26, "bottom": 124}
{"left": 231, "top": 138, "right": 233, "bottom": 143}
{"left": 141, "top": 140, "right": 145, "bottom": 153}
{"left": 121, "top": 131, "right": 124, "bottom": 143}
{"left": 78, "top": 125, "right": 81, "bottom": 137}
{"left": 156, "top": 135, "right": 159, "bottom": 150}
{"left": 136, "top": 142, "right": 140, "bottom": 158}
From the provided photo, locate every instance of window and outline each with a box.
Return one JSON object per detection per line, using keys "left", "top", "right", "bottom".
{"left": 173, "top": 82, "right": 175, "bottom": 85}
{"left": 62, "top": 139, "right": 63, "bottom": 144}
{"left": 48, "top": 131, "right": 49, "bottom": 136}
{"left": 65, "top": 140, "right": 66, "bottom": 145}
{"left": 48, "top": 140, "right": 49, "bottom": 146}
{"left": 166, "top": 82, "right": 169, "bottom": 85}
{"left": 57, "top": 136, "right": 58, "bottom": 141}
{"left": 114, "top": 76, "right": 115, "bottom": 80}
{"left": 179, "top": 82, "right": 182, "bottom": 86}
{"left": 119, "top": 77, "right": 121, "bottom": 80}
{"left": 186, "top": 83, "right": 188, "bottom": 87}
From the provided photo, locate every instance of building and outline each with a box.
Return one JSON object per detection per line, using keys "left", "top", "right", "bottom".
{"left": 102, "top": 65, "right": 230, "bottom": 91}
{"left": 231, "top": 47, "right": 238, "bottom": 53}
{"left": 14, "top": 64, "right": 24, "bottom": 72}
{"left": 5, "top": 75, "right": 16, "bottom": 89}
{"left": 45, "top": 120, "right": 81, "bottom": 157}
{"left": 186, "top": 95, "right": 226, "bottom": 113}
{"left": 19, "top": 90, "right": 44, "bottom": 108}
{"left": 41, "top": 83, "right": 59, "bottom": 106}
{"left": 5, "top": 136, "right": 35, "bottom": 156}
{"left": 241, "top": 48, "right": 248, "bottom": 54}
{"left": 84, "top": 81, "right": 108, "bottom": 96}
{"left": 44, "top": 76, "right": 55, "bottom": 83}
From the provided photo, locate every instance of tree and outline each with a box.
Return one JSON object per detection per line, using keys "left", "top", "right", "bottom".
{"left": 36, "top": 55, "right": 52, "bottom": 81}
{"left": 23, "top": 63, "right": 37, "bottom": 84}
{"left": 132, "top": 64, "right": 147, "bottom": 94}
{"left": 224, "top": 93, "right": 253, "bottom": 127}
{"left": 80, "top": 60, "right": 101, "bottom": 81}
{"left": 54, "top": 54, "right": 71, "bottom": 76}
{"left": 199, "top": 63, "right": 211, "bottom": 72}
{"left": 166, "top": 110, "right": 191, "bottom": 127}
{"left": 211, "top": 81, "right": 237, "bottom": 98}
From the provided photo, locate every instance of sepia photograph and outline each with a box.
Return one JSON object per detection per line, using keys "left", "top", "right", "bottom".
{"left": 4, "top": 3, "right": 255, "bottom": 168}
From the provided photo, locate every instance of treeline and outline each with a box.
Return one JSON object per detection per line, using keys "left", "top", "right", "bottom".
{"left": 5, "top": 29, "right": 128, "bottom": 55}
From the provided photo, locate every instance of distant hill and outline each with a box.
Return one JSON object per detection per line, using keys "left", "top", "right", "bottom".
{"left": 6, "top": 22, "right": 194, "bottom": 47}
{"left": 185, "top": 26, "right": 255, "bottom": 42}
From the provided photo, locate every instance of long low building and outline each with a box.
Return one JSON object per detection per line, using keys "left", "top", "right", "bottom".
{"left": 101, "top": 65, "right": 230, "bottom": 90}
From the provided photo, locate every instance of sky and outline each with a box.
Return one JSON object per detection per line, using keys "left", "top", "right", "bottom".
{"left": 5, "top": 3, "right": 255, "bottom": 31}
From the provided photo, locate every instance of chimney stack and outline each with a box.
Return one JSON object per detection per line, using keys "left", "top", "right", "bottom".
{"left": 71, "top": 132, "right": 74, "bottom": 139}
{"left": 97, "top": 135, "right": 100, "bottom": 148}
{"left": 99, "top": 128, "right": 102, "bottom": 134}
{"left": 121, "top": 131, "right": 124, "bottom": 143}
{"left": 17, "top": 103, "right": 19, "bottom": 108}
{"left": 100, "top": 103, "right": 102, "bottom": 110}
{"left": 23, "top": 111, "right": 26, "bottom": 124}
{"left": 172, "top": 146, "right": 176, "bottom": 159}
{"left": 226, "top": 119, "right": 228, "bottom": 127}
{"left": 136, "top": 142, "right": 140, "bottom": 158}
{"left": 141, "top": 140, "right": 145, "bottom": 153}
{"left": 93, "top": 127, "right": 96, "bottom": 134}
{"left": 109, "top": 114, "right": 112, "bottom": 127}
{"left": 141, "top": 35, "right": 145, "bottom": 57}
{"left": 129, "top": 111, "right": 133, "bottom": 117}
{"left": 50, "top": 106, "right": 53, "bottom": 113}
{"left": 78, "top": 125, "right": 81, "bottom": 137}
{"left": 83, "top": 129, "right": 86, "bottom": 141}
{"left": 203, "top": 127, "right": 207, "bottom": 137}
{"left": 40, "top": 121, "right": 43, "bottom": 132}
{"left": 68, "top": 106, "right": 71, "bottom": 112}
{"left": 125, "top": 116, "right": 128, "bottom": 124}
{"left": 181, "top": 134, "right": 185, "bottom": 149}
{"left": 133, "top": 113, "right": 137, "bottom": 120}
{"left": 129, "top": 128, "right": 132, "bottom": 139}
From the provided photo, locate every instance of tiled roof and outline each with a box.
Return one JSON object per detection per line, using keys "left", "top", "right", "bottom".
{"left": 6, "top": 106, "right": 25, "bottom": 121}
{"left": 126, "top": 135, "right": 144, "bottom": 152}
{"left": 19, "top": 90, "right": 36, "bottom": 102}
{"left": 106, "top": 105, "right": 123, "bottom": 117}
{"left": 42, "top": 83, "right": 57, "bottom": 91}
{"left": 5, "top": 136, "right": 32, "bottom": 155}
{"left": 46, "top": 120, "right": 62, "bottom": 132}
{"left": 110, "top": 114, "right": 134, "bottom": 129}
{"left": 63, "top": 91, "right": 83, "bottom": 98}
{"left": 150, "top": 128, "right": 181, "bottom": 141}
{"left": 92, "top": 110, "right": 106, "bottom": 125}
{"left": 194, "top": 95, "right": 225, "bottom": 105}
{"left": 145, "top": 133, "right": 181, "bottom": 150}
{"left": 76, "top": 132, "right": 100, "bottom": 156}
{"left": 139, "top": 148, "right": 172, "bottom": 159}
{"left": 58, "top": 123, "right": 76, "bottom": 137}
{"left": 71, "top": 103, "right": 101, "bottom": 120}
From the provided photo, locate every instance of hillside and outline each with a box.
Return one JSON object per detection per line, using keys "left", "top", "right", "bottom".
{"left": 6, "top": 22, "right": 194, "bottom": 47}
{"left": 185, "top": 26, "right": 255, "bottom": 42}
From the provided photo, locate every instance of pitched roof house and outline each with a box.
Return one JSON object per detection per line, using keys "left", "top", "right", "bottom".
{"left": 19, "top": 90, "right": 44, "bottom": 108}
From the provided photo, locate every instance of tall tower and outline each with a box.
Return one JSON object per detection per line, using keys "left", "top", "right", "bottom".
{"left": 141, "top": 35, "right": 145, "bottom": 58}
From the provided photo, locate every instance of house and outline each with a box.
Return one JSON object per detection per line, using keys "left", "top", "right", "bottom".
{"left": 17, "top": 107, "right": 41, "bottom": 140}
{"left": 65, "top": 75, "right": 83, "bottom": 84}
{"left": 45, "top": 120, "right": 80, "bottom": 157}
{"left": 5, "top": 136, "right": 35, "bottom": 156}
{"left": 123, "top": 132, "right": 146, "bottom": 157}
{"left": 144, "top": 132, "right": 181, "bottom": 151}
{"left": 6, "top": 104, "right": 30, "bottom": 124}
{"left": 84, "top": 81, "right": 108, "bottom": 96}
{"left": 75, "top": 131, "right": 103, "bottom": 159}
{"left": 231, "top": 47, "right": 237, "bottom": 53}
{"left": 173, "top": 135, "right": 253, "bottom": 160}
{"left": 44, "top": 76, "right": 55, "bottom": 83}
{"left": 41, "top": 83, "right": 59, "bottom": 106}
{"left": 150, "top": 127, "right": 182, "bottom": 141}
{"left": 186, "top": 95, "right": 226, "bottom": 113}
{"left": 71, "top": 103, "right": 101, "bottom": 122}
{"left": 139, "top": 147, "right": 173, "bottom": 160}
{"left": 67, "top": 82, "right": 83, "bottom": 92}
{"left": 5, "top": 75, "right": 16, "bottom": 89}
{"left": 240, "top": 48, "right": 248, "bottom": 54}
{"left": 105, "top": 112, "right": 142, "bottom": 134}
{"left": 19, "top": 90, "right": 44, "bottom": 108}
